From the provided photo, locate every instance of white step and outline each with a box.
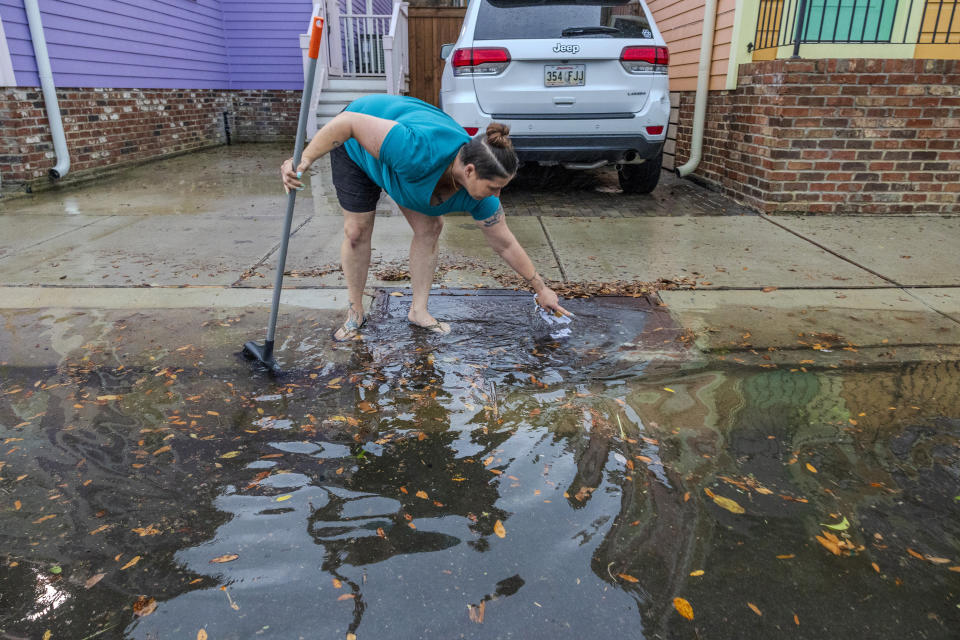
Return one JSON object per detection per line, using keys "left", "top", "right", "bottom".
{"left": 317, "top": 90, "right": 383, "bottom": 105}
{"left": 327, "top": 77, "right": 387, "bottom": 92}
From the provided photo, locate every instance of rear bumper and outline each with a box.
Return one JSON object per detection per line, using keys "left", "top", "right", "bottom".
{"left": 509, "top": 134, "right": 664, "bottom": 164}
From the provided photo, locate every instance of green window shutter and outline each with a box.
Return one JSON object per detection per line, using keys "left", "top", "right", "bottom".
{"left": 802, "top": 0, "right": 900, "bottom": 42}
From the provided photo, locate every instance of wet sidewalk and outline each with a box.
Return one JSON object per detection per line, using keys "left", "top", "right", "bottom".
{"left": 1, "top": 142, "right": 958, "bottom": 363}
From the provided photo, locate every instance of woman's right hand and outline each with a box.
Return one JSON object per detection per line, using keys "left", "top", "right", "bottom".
{"left": 280, "top": 157, "right": 311, "bottom": 194}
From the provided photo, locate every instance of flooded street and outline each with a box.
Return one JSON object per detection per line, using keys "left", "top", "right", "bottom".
{"left": 2, "top": 292, "right": 958, "bottom": 639}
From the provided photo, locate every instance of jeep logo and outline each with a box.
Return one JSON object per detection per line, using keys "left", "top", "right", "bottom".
{"left": 552, "top": 43, "right": 581, "bottom": 54}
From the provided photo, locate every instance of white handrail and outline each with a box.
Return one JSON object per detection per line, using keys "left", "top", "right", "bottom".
{"left": 383, "top": 2, "right": 409, "bottom": 95}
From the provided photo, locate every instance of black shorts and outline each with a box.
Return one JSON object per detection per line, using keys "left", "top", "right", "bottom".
{"left": 330, "top": 144, "right": 382, "bottom": 213}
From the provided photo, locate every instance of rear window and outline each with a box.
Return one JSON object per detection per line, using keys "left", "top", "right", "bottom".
{"left": 475, "top": 0, "right": 653, "bottom": 40}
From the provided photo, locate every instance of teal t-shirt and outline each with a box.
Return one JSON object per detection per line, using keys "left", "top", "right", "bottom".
{"left": 343, "top": 95, "right": 500, "bottom": 220}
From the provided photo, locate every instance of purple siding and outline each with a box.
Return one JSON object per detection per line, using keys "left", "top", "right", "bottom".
{"left": 222, "top": 0, "right": 314, "bottom": 89}
{"left": 0, "top": 0, "right": 314, "bottom": 90}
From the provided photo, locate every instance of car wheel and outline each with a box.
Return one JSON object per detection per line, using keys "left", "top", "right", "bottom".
{"left": 618, "top": 153, "right": 663, "bottom": 194}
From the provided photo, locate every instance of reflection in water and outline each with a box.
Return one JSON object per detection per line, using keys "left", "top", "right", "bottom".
{"left": 1, "top": 300, "right": 958, "bottom": 639}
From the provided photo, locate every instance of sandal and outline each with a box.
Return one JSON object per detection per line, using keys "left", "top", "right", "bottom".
{"left": 408, "top": 320, "right": 451, "bottom": 335}
{"left": 332, "top": 314, "right": 366, "bottom": 342}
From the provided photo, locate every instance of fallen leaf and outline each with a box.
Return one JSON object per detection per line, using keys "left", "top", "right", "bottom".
{"left": 337, "top": 593, "right": 355, "bottom": 601}
{"left": 871, "top": 562, "right": 880, "bottom": 573}
{"left": 468, "top": 600, "right": 486, "bottom": 623}
{"left": 762, "top": 286, "right": 778, "bottom": 293}
{"left": 97, "top": 394, "right": 121, "bottom": 401}
{"left": 33, "top": 514, "right": 57, "bottom": 524}
{"left": 206, "top": 411, "right": 220, "bottom": 416}
{"left": 906, "top": 548, "right": 924, "bottom": 560}
{"left": 121, "top": 555, "right": 141, "bottom": 570}
{"left": 689, "top": 569, "right": 705, "bottom": 576}
{"left": 794, "top": 613, "right": 800, "bottom": 625}
{"left": 198, "top": 630, "right": 208, "bottom": 640}
{"left": 673, "top": 597, "right": 694, "bottom": 620}
{"left": 332, "top": 578, "right": 342, "bottom": 588}
{"left": 415, "top": 490, "right": 429, "bottom": 500}
{"left": 276, "top": 495, "right": 292, "bottom": 502}
{"left": 389, "top": 291, "right": 403, "bottom": 296}
{"left": 663, "top": 387, "right": 675, "bottom": 393}
{"left": 821, "top": 516, "right": 849, "bottom": 531}
{"left": 14, "top": 500, "right": 21, "bottom": 510}
{"left": 755, "top": 487, "right": 774, "bottom": 495}
{"left": 220, "top": 451, "right": 241, "bottom": 459}
{"left": 776, "top": 554, "right": 795, "bottom": 560}
{"left": 89, "top": 525, "right": 111, "bottom": 535}
{"left": 43, "top": 632, "right": 51, "bottom": 640}
{"left": 152, "top": 445, "right": 171, "bottom": 456}
{"left": 84, "top": 573, "right": 106, "bottom": 589}
{"left": 618, "top": 573, "right": 639, "bottom": 582}
{"left": 806, "top": 463, "right": 817, "bottom": 473}
{"left": 816, "top": 534, "right": 841, "bottom": 556}
{"left": 347, "top": 634, "right": 357, "bottom": 640}
{"left": 493, "top": 520, "right": 506, "bottom": 538}
{"left": 747, "top": 602, "right": 762, "bottom": 616}
{"left": 710, "top": 494, "right": 745, "bottom": 514}
{"left": 377, "top": 527, "right": 386, "bottom": 538}
{"left": 925, "top": 555, "right": 951, "bottom": 564}
{"left": 210, "top": 554, "right": 239, "bottom": 564}
{"left": 133, "top": 595, "right": 157, "bottom": 617}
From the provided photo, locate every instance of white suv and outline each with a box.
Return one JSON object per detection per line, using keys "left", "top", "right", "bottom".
{"left": 439, "top": 0, "right": 670, "bottom": 194}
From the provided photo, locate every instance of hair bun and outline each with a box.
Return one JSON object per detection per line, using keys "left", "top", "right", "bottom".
{"left": 485, "top": 122, "right": 512, "bottom": 149}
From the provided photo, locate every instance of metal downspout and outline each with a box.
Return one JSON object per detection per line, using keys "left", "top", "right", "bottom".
{"left": 24, "top": 0, "right": 69, "bottom": 179}
{"left": 675, "top": 0, "right": 718, "bottom": 177}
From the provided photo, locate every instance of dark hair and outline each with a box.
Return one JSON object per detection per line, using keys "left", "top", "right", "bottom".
{"left": 459, "top": 123, "right": 518, "bottom": 180}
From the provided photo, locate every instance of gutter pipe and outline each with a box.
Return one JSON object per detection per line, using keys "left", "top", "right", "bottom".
{"left": 24, "top": 0, "right": 69, "bottom": 179}
{"left": 675, "top": 0, "right": 718, "bottom": 177}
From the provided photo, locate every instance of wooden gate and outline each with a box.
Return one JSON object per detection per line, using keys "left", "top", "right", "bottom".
{"left": 407, "top": 7, "right": 467, "bottom": 105}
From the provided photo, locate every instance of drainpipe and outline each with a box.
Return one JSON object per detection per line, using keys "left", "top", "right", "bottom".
{"left": 24, "top": 0, "right": 69, "bottom": 179}
{"left": 675, "top": 0, "right": 718, "bottom": 177}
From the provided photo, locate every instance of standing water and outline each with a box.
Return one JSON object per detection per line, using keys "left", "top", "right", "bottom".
{"left": 1, "top": 293, "right": 958, "bottom": 639}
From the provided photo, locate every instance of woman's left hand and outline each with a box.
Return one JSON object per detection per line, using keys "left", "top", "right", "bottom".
{"left": 536, "top": 285, "right": 572, "bottom": 318}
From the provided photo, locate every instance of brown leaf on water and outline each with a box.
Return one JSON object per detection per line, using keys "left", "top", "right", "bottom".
{"left": 415, "top": 490, "right": 429, "bottom": 500}
{"left": 906, "top": 548, "right": 924, "bottom": 560}
{"left": 636, "top": 455, "right": 653, "bottom": 464}
{"left": 816, "top": 534, "right": 841, "bottom": 556}
{"left": 871, "top": 562, "right": 880, "bottom": 573}
{"left": 776, "top": 554, "right": 795, "bottom": 560}
{"left": 805, "top": 462, "right": 818, "bottom": 473}
{"left": 925, "top": 555, "right": 951, "bottom": 564}
{"left": 33, "top": 514, "right": 56, "bottom": 524}
{"left": 377, "top": 527, "right": 386, "bottom": 538}
{"left": 97, "top": 394, "right": 121, "bottom": 401}
{"left": 673, "top": 597, "right": 694, "bottom": 620}
{"left": 337, "top": 593, "right": 355, "bottom": 601}
{"left": 89, "top": 524, "right": 111, "bottom": 535}
{"left": 43, "top": 632, "right": 51, "bottom": 640}
{"left": 689, "top": 570, "right": 705, "bottom": 576}
{"left": 762, "top": 286, "right": 778, "bottom": 293}
{"left": 468, "top": 600, "right": 486, "bottom": 623}
{"left": 121, "top": 556, "right": 141, "bottom": 570}
{"left": 14, "top": 500, "right": 21, "bottom": 510}
{"left": 198, "top": 631, "right": 208, "bottom": 640}
{"left": 357, "top": 401, "right": 377, "bottom": 413}
{"left": 153, "top": 445, "right": 171, "bottom": 456}
{"left": 332, "top": 578, "right": 342, "bottom": 589}
{"left": 794, "top": 613, "right": 800, "bottom": 626}
{"left": 220, "top": 451, "right": 240, "bottom": 459}
{"left": 755, "top": 487, "right": 774, "bottom": 495}
{"left": 84, "top": 573, "right": 106, "bottom": 589}
{"left": 747, "top": 602, "right": 762, "bottom": 616}
{"left": 493, "top": 520, "right": 506, "bottom": 538}
{"left": 210, "top": 554, "right": 239, "bottom": 564}
{"left": 133, "top": 595, "right": 157, "bottom": 617}
{"left": 618, "top": 573, "right": 639, "bottom": 583}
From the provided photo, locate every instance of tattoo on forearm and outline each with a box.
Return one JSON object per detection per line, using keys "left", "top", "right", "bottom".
{"left": 482, "top": 211, "right": 504, "bottom": 227}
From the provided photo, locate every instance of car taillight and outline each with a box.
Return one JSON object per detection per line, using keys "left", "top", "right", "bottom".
{"left": 620, "top": 46, "right": 668, "bottom": 75}
{"left": 646, "top": 126, "right": 664, "bottom": 135}
{"left": 452, "top": 47, "right": 511, "bottom": 76}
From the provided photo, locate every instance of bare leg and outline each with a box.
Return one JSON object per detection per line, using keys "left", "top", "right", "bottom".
{"left": 334, "top": 209, "right": 376, "bottom": 340}
{"left": 401, "top": 208, "right": 449, "bottom": 333}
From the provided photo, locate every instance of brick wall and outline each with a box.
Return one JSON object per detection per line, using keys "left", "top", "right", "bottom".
{"left": 673, "top": 59, "right": 960, "bottom": 214}
{"left": 0, "top": 88, "right": 302, "bottom": 192}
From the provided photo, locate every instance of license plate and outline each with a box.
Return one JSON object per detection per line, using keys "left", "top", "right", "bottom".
{"left": 544, "top": 64, "right": 585, "bottom": 87}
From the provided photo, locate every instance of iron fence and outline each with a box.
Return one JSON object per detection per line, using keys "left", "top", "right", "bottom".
{"left": 750, "top": 0, "right": 959, "bottom": 55}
